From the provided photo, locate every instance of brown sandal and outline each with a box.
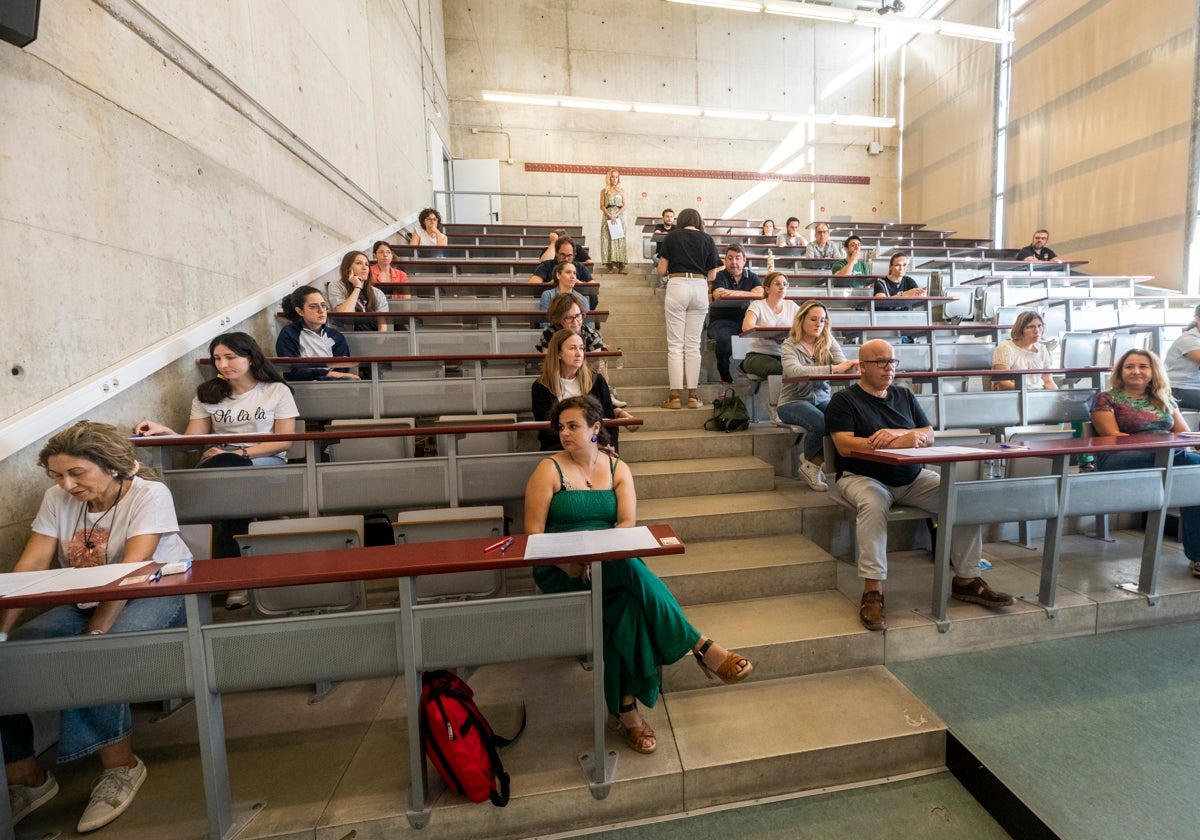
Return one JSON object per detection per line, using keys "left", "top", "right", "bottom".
{"left": 693, "top": 638, "right": 753, "bottom": 684}
{"left": 612, "top": 701, "right": 656, "bottom": 754}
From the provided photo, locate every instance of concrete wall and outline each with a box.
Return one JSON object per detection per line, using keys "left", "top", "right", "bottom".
{"left": 444, "top": 0, "right": 902, "bottom": 245}
{"left": 0, "top": 0, "right": 448, "bottom": 563}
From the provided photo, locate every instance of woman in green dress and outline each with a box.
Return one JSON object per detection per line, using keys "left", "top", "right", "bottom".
{"left": 524, "top": 395, "right": 752, "bottom": 755}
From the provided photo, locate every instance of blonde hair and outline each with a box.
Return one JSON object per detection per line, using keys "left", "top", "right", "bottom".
{"left": 1111, "top": 349, "right": 1174, "bottom": 413}
{"left": 39, "top": 421, "right": 159, "bottom": 482}
{"left": 787, "top": 301, "right": 833, "bottom": 364}
{"left": 536, "top": 329, "right": 593, "bottom": 397}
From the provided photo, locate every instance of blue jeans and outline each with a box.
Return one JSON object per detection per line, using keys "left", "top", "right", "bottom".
{"left": 706, "top": 319, "right": 741, "bottom": 382}
{"left": 1172, "top": 387, "right": 1200, "bottom": 411}
{"left": 775, "top": 399, "right": 829, "bottom": 461}
{"left": 1, "top": 595, "right": 186, "bottom": 763}
{"left": 1096, "top": 448, "right": 1200, "bottom": 561}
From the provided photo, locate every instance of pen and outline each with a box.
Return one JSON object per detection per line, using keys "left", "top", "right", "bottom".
{"left": 149, "top": 569, "right": 162, "bottom": 584}
{"left": 484, "top": 537, "right": 514, "bottom": 553}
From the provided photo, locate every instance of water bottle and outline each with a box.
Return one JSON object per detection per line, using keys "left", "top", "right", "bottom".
{"left": 616, "top": 347, "right": 624, "bottom": 369}
{"left": 984, "top": 459, "right": 1005, "bottom": 480}
{"left": 766, "top": 249, "right": 775, "bottom": 273}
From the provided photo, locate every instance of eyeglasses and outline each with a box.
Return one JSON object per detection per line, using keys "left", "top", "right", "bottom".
{"left": 303, "top": 302, "right": 329, "bottom": 311}
{"left": 563, "top": 313, "right": 584, "bottom": 323}
{"left": 815, "top": 228, "right": 830, "bottom": 233}
{"left": 863, "top": 359, "right": 900, "bottom": 369}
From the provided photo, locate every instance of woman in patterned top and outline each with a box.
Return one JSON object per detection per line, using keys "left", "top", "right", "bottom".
{"left": 1090, "top": 348, "right": 1200, "bottom": 575}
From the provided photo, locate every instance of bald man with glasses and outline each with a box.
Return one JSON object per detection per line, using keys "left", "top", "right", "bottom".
{"left": 804, "top": 224, "right": 845, "bottom": 260}
{"left": 825, "top": 340, "right": 1012, "bottom": 631}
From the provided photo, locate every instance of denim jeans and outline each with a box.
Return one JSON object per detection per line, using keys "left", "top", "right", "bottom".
{"left": 1, "top": 595, "right": 186, "bottom": 763}
{"left": 775, "top": 399, "right": 829, "bottom": 460}
{"left": 1096, "top": 448, "right": 1200, "bottom": 561}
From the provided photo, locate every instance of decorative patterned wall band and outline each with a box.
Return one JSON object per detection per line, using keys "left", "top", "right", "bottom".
{"left": 525, "top": 163, "right": 870, "bottom": 185}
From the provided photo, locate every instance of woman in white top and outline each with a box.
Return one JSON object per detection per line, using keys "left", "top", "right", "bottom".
{"left": 740, "top": 272, "right": 800, "bottom": 378}
{"left": 409, "top": 207, "right": 448, "bottom": 256}
{"left": 1, "top": 421, "right": 189, "bottom": 832}
{"left": 991, "top": 310, "right": 1057, "bottom": 391}
{"left": 327, "top": 250, "right": 390, "bottom": 332}
{"left": 1165, "top": 303, "right": 1200, "bottom": 408}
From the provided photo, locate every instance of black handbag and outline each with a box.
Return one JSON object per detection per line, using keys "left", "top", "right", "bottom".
{"left": 703, "top": 388, "right": 750, "bottom": 433}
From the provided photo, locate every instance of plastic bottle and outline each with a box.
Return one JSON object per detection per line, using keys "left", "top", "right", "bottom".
{"left": 766, "top": 249, "right": 775, "bottom": 273}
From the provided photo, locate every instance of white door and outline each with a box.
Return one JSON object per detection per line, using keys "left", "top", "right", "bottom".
{"left": 451, "top": 159, "right": 502, "bottom": 224}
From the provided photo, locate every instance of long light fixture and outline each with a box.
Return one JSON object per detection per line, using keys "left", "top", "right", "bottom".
{"left": 666, "top": 0, "right": 1014, "bottom": 44}
{"left": 482, "top": 90, "right": 895, "bottom": 128}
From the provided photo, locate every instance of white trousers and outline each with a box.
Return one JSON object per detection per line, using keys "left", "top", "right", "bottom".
{"left": 664, "top": 277, "right": 709, "bottom": 389}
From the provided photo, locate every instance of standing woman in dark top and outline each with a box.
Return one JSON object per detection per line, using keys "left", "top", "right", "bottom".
{"left": 656, "top": 208, "right": 721, "bottom": 409}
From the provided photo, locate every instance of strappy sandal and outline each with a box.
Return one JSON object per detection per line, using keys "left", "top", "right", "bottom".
{"left": 693, "top": 638, "right": 753, "bottom": 684}
{"left": 611, "top": 701, "right": 656, "bottom": 754}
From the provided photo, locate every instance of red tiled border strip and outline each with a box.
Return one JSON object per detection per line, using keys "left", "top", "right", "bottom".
{"left": 525, "top": 163, "right": 869, "bottom": 185}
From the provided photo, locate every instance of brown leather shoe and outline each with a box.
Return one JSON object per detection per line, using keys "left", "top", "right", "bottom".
{"left": 951, "top": 576, "right": 1013, "bottom": 607}
{"left": 860, "top": 591, "right": 886, "bottom": 631}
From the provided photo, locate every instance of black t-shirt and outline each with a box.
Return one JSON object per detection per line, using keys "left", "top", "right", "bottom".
{"left": 659, "top": 229, "right": 721, "bottom": 276}
{"left": 871, "top": 275, "right": 920, "bottom": 310}
{"left": 825, "top": 383, "right": 929, "bottom": 486}
{"left": 1015, "top": 245, "right": 1057, "bottom": 261}
{"left": 533, "top": 258, "right": 593, "bottom": 283}
{"left": 709, "top": 268, "right": 763, "bottom": 322}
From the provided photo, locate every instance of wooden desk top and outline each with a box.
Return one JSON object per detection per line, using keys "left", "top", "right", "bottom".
{"left": 375, "top": 280, "right": 600, "bottom": 292}
{"left": 783, "top": 366, "right": 1107, "bottom": 383}
{"left": 327, "top": 309, "right": 608, "bottom": 322}
{"left": 851, "top": 432, "right": 1196, "bottom": 467}
{"left": 0, "top": 525, "right": 683, "bottom": 610}
{"left": 742, "top": 324, "right": 1010, "bottom": 337}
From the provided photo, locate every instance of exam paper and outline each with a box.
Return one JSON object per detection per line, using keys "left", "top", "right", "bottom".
{"left": 523, "top": 526, "right": 661, "bottom": 561}
{"left": 887, "top": 446, "right": 996, "bottom": 457}
{"left": 0, "top": 562, "right": 155, "bottom": 598}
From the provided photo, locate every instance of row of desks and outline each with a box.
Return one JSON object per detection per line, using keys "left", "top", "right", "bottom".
{"left": 0, "top": 526, "right": 684, "bottom": 839}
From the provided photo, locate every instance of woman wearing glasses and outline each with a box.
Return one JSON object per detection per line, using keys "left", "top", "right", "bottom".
{"left": 275, "top": 286, "right": 359, "bottom": 381}
{"left": 991, "top": 310, "right": 1057, "bottom": 391}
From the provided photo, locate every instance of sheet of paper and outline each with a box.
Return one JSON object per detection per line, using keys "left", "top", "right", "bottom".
{"left": 523, "top": 526, "right": 661, "bottom": 561}
{"left": 887, "top": 446, "right": 996, "bottom": 457}
{"left": 0, "top": 562, "right": 155, "bottom": 597}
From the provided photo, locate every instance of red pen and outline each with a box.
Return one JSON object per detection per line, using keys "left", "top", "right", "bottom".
{"left": 483, "top": 537, "right": 514, "bottom": 553}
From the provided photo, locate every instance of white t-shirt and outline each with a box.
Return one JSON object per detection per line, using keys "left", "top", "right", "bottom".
{"left": 1165, "top": 331, "right": 1200, "bottom": 390}
{"left": 31, "top": 476, "right": 191, "bottom": 569}
{"left": 746, "top": 299, "right": 800, "bottom": 357}
{"left": 190, "top": 381, "right": 300, "bottom": 434}
{"left": 558, "top": 377, "right": 583, "bottom": 398}
{"left": 992, "top": 339, "right": 1054, "bottom": 389}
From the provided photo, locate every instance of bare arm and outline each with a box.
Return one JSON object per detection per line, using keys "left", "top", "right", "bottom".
{"left": 741, "top": 305, "right": 760, "bottom": 333}
{"left": 1171, "top": 409, "right": 1191, "bottom": 434}
{"left": 831, "top": 426, "right": 934, "bottom": 458}
{"left": 1089, "top": 409, "right": 1124, "bottom": 437}
{"left": 612, "top": 459, "right": 637, "bottom": 528}
{"left": 84, "top": 533, "right": 164, "bottom": 634}
{"left": 657, "top": 256, "right": 669, "bottom": 277}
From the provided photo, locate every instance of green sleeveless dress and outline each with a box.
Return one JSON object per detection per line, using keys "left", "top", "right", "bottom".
{"left": 533, "top": 457, "right": 700, "bottom": 714}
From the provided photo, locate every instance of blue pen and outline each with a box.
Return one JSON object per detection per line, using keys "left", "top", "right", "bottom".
{"left": 149, "top": 569, "right": 162, "bottom": 584}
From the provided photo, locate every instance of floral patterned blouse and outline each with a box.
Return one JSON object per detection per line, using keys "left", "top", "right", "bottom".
{"left": 1091, "top": 389, "right": 1174, "bottom": 434}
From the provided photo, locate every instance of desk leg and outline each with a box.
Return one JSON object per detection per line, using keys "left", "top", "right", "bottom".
{"left": 1037, "top": 455, "right": 1071, "bottom": 616}
{"left": 1133, "top": 447, "right": 1173, "bottom": 605}
{"left": 930, "top": 465, "right": 959, "bottom": 633}
{"left": 401, "top": 578, "right": 435, "bottom": 829}
{"left": 0, "top": 742, "right": 12, "bottom": 840}
{"left": 578, "top": 561, "right": 618, "bottom": 798}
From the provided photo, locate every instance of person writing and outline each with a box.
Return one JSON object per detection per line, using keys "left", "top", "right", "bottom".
{"left": 1090, "top": 349, "right": 1200, "bottom": 576}
{"left": 327, "top": 250, "right": 390, "bottom": 332}
{"left": 524, "top": 395, "right": 752, "bottom": 754}
{"left": 1, "top": 422, "right": 190, "bottom": 832}
{"left": 275, "top": 286, "right": 359, "bottom": 381}
{"left": 991, "top": 310, "right": 1057, "bottom": 391}
{"left": 778, "top": 301, "right": 858, "bottom": 491}
{"left": 531, "top": 329, "right": 631, "bottom": 451}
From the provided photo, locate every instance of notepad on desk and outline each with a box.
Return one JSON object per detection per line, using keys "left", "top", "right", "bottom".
{"left": 524, "top": 526, "right": 661, "bottom": 561}
{"left": 0, "top": 562, "right": 156, "bottom": 598}
{"left": 888, "top": 445, "right": 996, "bottom": 457}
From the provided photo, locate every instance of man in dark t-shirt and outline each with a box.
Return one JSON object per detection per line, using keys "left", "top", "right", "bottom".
{"left": 1015, "top": 229, "right": 1061, "bottom": 263}
{"left": 826, "top": 339, "right": 1013, "bottom": 631}
{"left": 707, "top": 244, "right": 763, "bottom": 383}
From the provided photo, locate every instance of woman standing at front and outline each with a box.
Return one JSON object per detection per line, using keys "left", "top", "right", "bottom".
{"left": 657, "top": 208, "right": 721, "bottom": 409}
{"left": 524, "top": 396, "right": 752, "bottom": 755}
{"left": 1090, "top": 349, "right": 1200, "bottom": 576}
{"left": 599, "top": 169, "right": 627, "bottom": 274}
{"left": 2, "top": 422, "right": 189, "bottom": 832}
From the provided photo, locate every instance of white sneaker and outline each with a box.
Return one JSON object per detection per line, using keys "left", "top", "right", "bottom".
{"left": 611, "top": 392, "right": 629, "bottom": 409}
{"left": 1191, "top": 561, "right": 1200, "bottom": 578}
{"left": 225, "top": 589, "right": 249, "bottom": 609}
{"left": 798, "top": 456, "right": 828, "bottom": 492}
{"left": 9, "top": 770, "right": 58, "bottom": 826}
{"left": 768, "top": 405, "right": 785, "bottom": 427}
{"left": 77, "top": 758, "right": 146, "bottom": 832}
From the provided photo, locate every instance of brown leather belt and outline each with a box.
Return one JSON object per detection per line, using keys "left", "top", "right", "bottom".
{"left": 667, "top": 273, "right": 706, "bottom": 279}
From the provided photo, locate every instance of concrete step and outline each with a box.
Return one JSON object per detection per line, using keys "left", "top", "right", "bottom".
{"left": 620, "top": 429, "right": 757, "bottom": 462}
{"left": 661, "top": 591, "right": 884, "bottom": 692}
{"left": 628, "top": 455, "right": 775, "bottom": 499}
{"left": 662, "top": 666, "right": 946, "bottom": 810}
{"left": 609, "top": 365, "right": 668, "bottom": 387}
{"left": 645, "top": 534, "right": 837, "bottom": 604}
{"left": 606, "top": 350, "right": 663, "bottom": 369}
{"left": 593, "top": 334, "right": 666, "bottom": 352}
{"left": 638, "top": 490, "right": 803, "bottom": 540}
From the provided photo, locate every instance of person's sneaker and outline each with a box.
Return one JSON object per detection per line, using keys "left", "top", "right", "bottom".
{"left": 798, "top": 457, "right": 828, "bottom": 492}
{"left": 951, "top": 576, "right": 1013, "bottom": 607}
{"left": 225, "top": 589, "right": 249, "bottom": 609}
{"left": 77, "top": 758, "right": 147, "bottom": 833}
{"left": 860, "top": 591, "right": 886, "bottom": 631}
{"left": 9, "top": 770, "right": 58, "bottom": 826}
{"left": 610, "top": 392, "right": 629, "bottom": 409}
{"left": 1191, "top": 561, "right": 1200, "bottom": 578}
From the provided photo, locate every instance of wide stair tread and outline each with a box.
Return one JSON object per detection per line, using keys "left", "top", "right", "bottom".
{"left": 663, "top": 666, "right": 946, "bottom": 809}
{"left": 638, "top": 490, "right": 802, "bottom": 540}
{"left": 628, "top": 456, "right": 774, "bottom": 499}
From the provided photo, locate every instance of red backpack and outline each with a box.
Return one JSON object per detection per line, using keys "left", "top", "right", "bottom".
{"left": 419, "top": 670, "right": 526, "bottom": 806}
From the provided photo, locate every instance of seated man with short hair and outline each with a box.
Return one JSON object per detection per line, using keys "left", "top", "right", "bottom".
{"left": 1015, "top": 229, "right": 1061, "bottom": 263}
{"left": 529, "top": 235, "right": 594, "bottom": 284}
{"left": 707, "top": 243, "right": 763, "bottom": 384}
{"left": 826, "top": 339, "right": 1012, "bottom": 631}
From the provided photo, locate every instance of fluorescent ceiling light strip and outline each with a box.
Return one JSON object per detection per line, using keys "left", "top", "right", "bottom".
{"left": 559, "top": 96, "right": 631, "bottom": 111}
{"left": 705, "top": 108, "right": 770, "bottom": 120}
{"left": 482, "top": 91, "right": 559, "bottom": 107}
{"left": 633, "top": 102, "right": 704, "bottom": 116}
{"left": 763, "top": 2, "right": 853, "bottom": 22}
{"left": 938, "top": 20, "right": 1014, "bottom": 43}
{"left": 749, "top": 1, "right": 1011, "bottom": 43}
{"left": 853, "top": 15, "right": 942, "bottom": 34}
{"left": 666, "top": 0, "right": 763, "bottom": 11}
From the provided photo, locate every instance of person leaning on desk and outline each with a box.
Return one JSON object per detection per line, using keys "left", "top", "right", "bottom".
{"left": 1, "top": 421, "right": 190, "bottom": 833}
{"left": 1090, "top": 348, "right": 1200, "bottom": 577}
